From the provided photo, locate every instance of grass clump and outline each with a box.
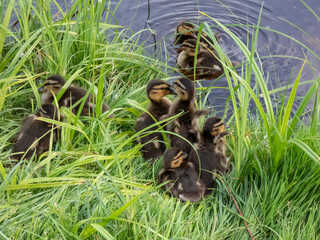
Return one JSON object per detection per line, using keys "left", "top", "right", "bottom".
{"left": 0, "top": 0, "right": 320, "bottom": 239}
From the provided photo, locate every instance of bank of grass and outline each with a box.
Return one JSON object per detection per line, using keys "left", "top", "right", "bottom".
{"left": 0, "top": 0, "right": 320, "bottom": 239}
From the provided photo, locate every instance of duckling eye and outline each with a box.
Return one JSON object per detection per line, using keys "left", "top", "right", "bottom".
{"left": 152, "top": 87, "right": 170, "bottom": 91}
{"left": 160, "top": 87, "right": 170, "bottom": 90}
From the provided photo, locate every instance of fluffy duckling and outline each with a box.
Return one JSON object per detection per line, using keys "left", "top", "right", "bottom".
{"left": 135, "top": 79, "right": 175, "bottom": 162}
{"left": 177, "top": 38, "right": 239, "bottom": 80}
{"left": 189, "top": 116, "right": 229, "bottom": 194}
{"left": 158, "top": 148, "right": 206, "bottom": 202}
{"left": 39, "top": 75, "right": 112, "bottom": 117}
{"left": 176, "top": 38, "right": 224, "bottom": 80}
{"left": 12, "top": 104, "right": 63, "bottom": 160}
{"left": 167, "top": 78, "right": 208, "bottom": 153}
{"left": 174, "top": 21, "right": 221, "bottom": 53}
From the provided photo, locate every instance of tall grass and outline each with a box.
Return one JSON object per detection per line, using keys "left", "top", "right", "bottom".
{"left": 0, "top": 0, "right": 319, "bottom": 239}
{"left": 200, "top": 6, "right": 320, "bottom": 174}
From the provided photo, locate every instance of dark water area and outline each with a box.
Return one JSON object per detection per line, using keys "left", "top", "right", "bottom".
{"left": 8, "top": 0, "right": 320, "bottom": 116}
{"left": 105, "top": 0, "right": 320, "bottom": 115}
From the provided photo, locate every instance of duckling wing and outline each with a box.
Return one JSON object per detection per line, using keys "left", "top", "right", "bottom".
{"left": 60, "top": 87, "right": 87, "bottom": 105}
{"left": 158, "top": 169, "right": 180, "bottom": 192}
{"left": 175, "top": 167, "right": 206, "bottom": 202}
{"left": 169, "top": 124, "right": 198, "bottom": 154}
{"left": 61, "top": 87, "right": 99, "bottom": 116}
{"left": 195, "top": 52, "right": 224, "bottom": 79}
{"left": 13, "top": 118, "right": 56, "bottom": 159}
{"left": 158, "top": 167, "right": 205, "bottom": 202}
{"left": 189, "top": 147, "right": 218, "bottom": 192}
{"left": 135, "top": 113, "right": 166, "bottom": 162}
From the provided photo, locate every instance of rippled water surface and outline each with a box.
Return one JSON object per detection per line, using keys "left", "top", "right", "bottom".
{"left": 103, "top": 0, "right": 320, "bottom": 113}
{"left": 40, "top": 0, "right": 320, "bottom": 113}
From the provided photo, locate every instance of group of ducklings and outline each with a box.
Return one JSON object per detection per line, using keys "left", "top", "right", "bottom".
{"left": 174, "top": 21, "right": 238, "bottom": 80}
{"left": 135, "top": 77, "right": 229, "bottom": 202}
{"left": 12, "top": 75, "right": 112, "bottom": 159}
{"left": 12, "top": 21, "right": 230, "bottom": 203}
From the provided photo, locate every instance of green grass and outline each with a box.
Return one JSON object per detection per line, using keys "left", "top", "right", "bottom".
{"left": 1, "top": 0, "right": 320, "bottom": 239}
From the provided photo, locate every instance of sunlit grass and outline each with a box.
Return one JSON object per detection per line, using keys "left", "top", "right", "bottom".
{"left": 0, "top": 0, "right": 320, "bottom": 239}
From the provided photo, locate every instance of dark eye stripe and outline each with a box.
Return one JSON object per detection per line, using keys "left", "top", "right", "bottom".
{"left": 214, "top": 123, "right": 225, "bottom": 128}
{"left": 182, "top": 44, "right": 195, "bottom": 49}
{"left": 174, "top": 81, "right": 186, "bottom": 90}
{"left": 152, "top": 87, "right": 170, "bottom": 91}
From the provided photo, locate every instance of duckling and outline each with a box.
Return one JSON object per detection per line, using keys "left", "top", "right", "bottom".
{"left": 135, "top": 79, "right": 175, "bottom": 162}
{"left": 189, "top": 116, "right": 229, "bottom": 194}
{"left": 167, "top": 78, "right": 208, "bottom": 153}
{"left": 12, "top": 104, "right": 63, "bottom": 160}
{"left": 176, "top": 38, "right": 224, "bottom": 80}
{"left": 174, "top": 21, "right": 221, "bottom": 53}
{"left": 38, "top": 75, "right": 112, "bottom": 117}
{"left": 158, "top": 148, "right": 206, "bottom": 202}
{"left": 177, "top": 38, "right": 239, "bottom": 80}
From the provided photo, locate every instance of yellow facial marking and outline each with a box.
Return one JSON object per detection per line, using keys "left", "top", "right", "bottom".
{"left": 210, "top": 121, "right": 225, "bottom": 136}
{"left": 171, "top": 151, "right": 184, "bottom": 168}
{"left": 149, "top": 84, "right": 171, "bottom": 102}
{"left": 178, "top": 25, "right": 194, "bottom": 35}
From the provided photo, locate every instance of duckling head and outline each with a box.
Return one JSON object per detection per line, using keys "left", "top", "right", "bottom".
{"left": 203, "top": 117, "right": 226, "bottom": 138}
{"left": 178, "top": 38, "right": 204, "bottom": 57}
{"left": 173, "top": 78, "right": 195, "bottom": 102}
{"left": 147, "top": 79, "right": 175, "bottom": 103}
{"left": 37, "top": 104, "right": 59, "bottom": 120}
{"left": 163, "top": 148, "right": 188, "bottom": 169}
{"left": 175, "top": 21, "right": 197, "bottom": 38}
{"left": 38, "top": 75, "right": 66, "bottom": 95}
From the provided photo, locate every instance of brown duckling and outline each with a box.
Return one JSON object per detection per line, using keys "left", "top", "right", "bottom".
{"left": 174, "top": 21, "right": 221, "bottom": 53}
{"left": 189, "top": 116, "right": 229, "bottom": 194}
{"left": 38, "top": 75, "right": 112, "bottom": 117}
{"left": 176, "top": 38, "right": 238, "bottom": 80}
{"left": 167, "top": 78, "right": 208, "bottom": 153}
{"left": 135, "top": 79, "right": 175, "bottom": 162}
{"left": 158, "top": 148, "right": 206, "bottom": 202}
{"left": 12, "top": 104, "right": 63, "bottom": 160}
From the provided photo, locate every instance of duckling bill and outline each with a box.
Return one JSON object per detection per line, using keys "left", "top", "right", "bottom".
{"left": 135, "top": 79, "right": 175, "bottom": 162}
{"left": 39, "top": 75, "right": 112, "bottom": 117}
{"left": 158, "top": 148, "right": 206, "bottom": 202}
{"left": 12, "top": 104, "right": 63, "bottom": 160}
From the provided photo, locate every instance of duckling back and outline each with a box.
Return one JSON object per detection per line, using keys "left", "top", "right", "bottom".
{"left": 188, "top": 117, "right": 229, "bottom": 194}
{"left": 158, "top": 148, "right": 205, "bottom": 202}
{"left": 12, "top": 104, "right": 60, "bottom": 160}
{"left": 39, "top": 75, "right": 111, "bottom": 117}
{"left": 167, "top": 78, "right": 208, "bottom": 153}
{"left": 135, "top": 79, "right": 175, "bottom": 162}
{"left": 176, "top": 39, "right": 225, "bottom": 80}
{"left": 135, "top": 99, "right": 171, "bottom": 162}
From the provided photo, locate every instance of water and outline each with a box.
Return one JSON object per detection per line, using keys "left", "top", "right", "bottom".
{"left": 10, "top": 0, "right": 320, "bottom": 114}
{"left": 105, "top": 0, "right": 320, "bottom": 115}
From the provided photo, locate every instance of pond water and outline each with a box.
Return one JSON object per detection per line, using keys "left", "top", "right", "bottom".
{"left": 105, "top": 0, "right": 320, "bottom": 115}
{"left": 11, "top": 0, "right": 320, "bottom": 115}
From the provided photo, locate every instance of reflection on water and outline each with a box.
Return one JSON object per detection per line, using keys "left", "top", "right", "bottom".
{"left": 106, "top": 0, "right": 320, "bottom": 114}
